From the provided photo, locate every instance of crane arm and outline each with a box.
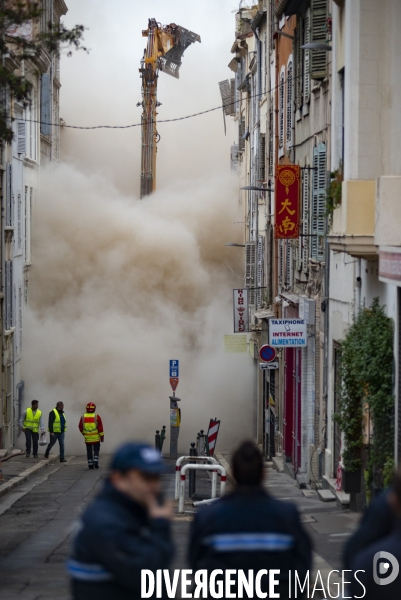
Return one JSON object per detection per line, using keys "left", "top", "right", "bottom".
{"left": 139, "top": 20, "right": 200, "bottom": 198}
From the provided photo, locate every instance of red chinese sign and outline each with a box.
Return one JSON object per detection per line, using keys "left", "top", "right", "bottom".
{"left": 274, "top": 165, "right": 300, "bottom": 239}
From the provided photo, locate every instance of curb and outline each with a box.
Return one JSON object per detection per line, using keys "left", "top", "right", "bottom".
{"left": 215, "top": 453, "right": 235, "bottom": 484}
{"left": 0, "top": 455, "right": 59, "bottom": 499}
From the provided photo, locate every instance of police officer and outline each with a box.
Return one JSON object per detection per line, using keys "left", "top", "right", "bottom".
{"left": 68, "top": 442, "right": 174, "bottom": 600}
{"left": 188, "top": 440, "right": 312, "bottom": 597}
{"left": 19, "top": 399, "right": 45, "bottom": 458}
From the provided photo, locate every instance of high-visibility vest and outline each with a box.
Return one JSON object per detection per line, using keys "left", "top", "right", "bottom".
{"left": 82, "top": 412, "right": 100, "bottom": 443}
{"left": 23, "top": 408, "right": 42, "bottom": 433}
{"left": 51, "top": 409, "right": 67, "bottom": 433}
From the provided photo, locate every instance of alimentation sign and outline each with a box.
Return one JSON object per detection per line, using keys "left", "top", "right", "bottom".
{"left": 269, "top": 318, "right": 307, "bottom": 347}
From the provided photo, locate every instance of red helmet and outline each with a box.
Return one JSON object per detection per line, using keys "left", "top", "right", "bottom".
{"left": 86, "top": 402, "right": 96, "bottom": 412}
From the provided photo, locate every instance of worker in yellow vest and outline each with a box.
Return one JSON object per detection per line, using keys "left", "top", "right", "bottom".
{"left": 44, "top": 401, "right": 67, "bottom": 463}
{"left": 78, "top": 403, "right": 104, "bottom": 469}
{"left": 19, "top": 399, "right": 45, "bottom": 458}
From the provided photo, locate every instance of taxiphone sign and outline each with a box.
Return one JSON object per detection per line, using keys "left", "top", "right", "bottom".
{"left": 141, "top": 569, "right": 368, "bottom": 598}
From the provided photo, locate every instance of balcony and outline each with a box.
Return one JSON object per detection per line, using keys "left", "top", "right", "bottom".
{"left": 328, "top": 180, "right": 377, "bottom": 258}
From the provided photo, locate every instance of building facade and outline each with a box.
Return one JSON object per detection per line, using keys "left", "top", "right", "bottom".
{"left": 0, "top": 0, "right": 67, "bottom": 452}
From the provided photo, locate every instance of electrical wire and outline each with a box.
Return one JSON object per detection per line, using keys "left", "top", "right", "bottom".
{"left": 13, "top": 62, "right": 332, "bottom": 131}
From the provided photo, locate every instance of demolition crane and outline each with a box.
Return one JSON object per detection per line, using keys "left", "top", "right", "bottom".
{"left": 138, "top": 19, "right": 200, "bottom": 198}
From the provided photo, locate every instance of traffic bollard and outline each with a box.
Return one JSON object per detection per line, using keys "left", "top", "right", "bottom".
{"left": 188, "top": 442, "right": 197, "bottom": 498}
{"left": 198, "top": 430, "right": 205, "bottom": 456}
{"left": 160, "top": 426, "right": 166, "bottom": 452}
{"left": 155, "top": 430, "right": 161, "bottom": 451}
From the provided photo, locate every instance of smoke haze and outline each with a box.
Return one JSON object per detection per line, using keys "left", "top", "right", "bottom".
{"left": 22, "top": 1, "right": 254, "bottom": 454}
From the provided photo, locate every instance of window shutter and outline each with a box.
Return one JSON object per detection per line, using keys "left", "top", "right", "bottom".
{"left": 311, "top": 143, "right": 326, "bottom": 260}
{"left": 6, "top": 163, "right": 12, "bottom": 227}
{"left": 295, "top": 21, "right": 303, "bottom": 110}
{"left": 279, "top": 70, "right": 285, "bottom": 149}
{"left": 304, "top": 9, "right": 311, "bottom": 103}
{"left": 5, "top": 261, "right": 13, "bottom": 330}
{"left": 286, "top": 61, "right": 293, "bottom": 146}
{"left": 245, "top": 242, "right": 256, "bottom": 305}
{"left": 17, "top": 120, "right": 26, "bottom": 154}
{"left": 285, "top": 240, "right": 292, "bottom": 288}
{"left": 259, "top": 133, "right": 266, "bottom": 181}
{"left": 17, "top": 194, "right": 22, "bottom": 249}
{"left": 317, "top": 143, "right": 327, "bottom": 260}
{"left": 278, "top": 240, "right": 284, "bottom": 289}
{"left": 311, "top": 0, "right": 328, "bottom": 80}
{"left": 302, "top": 168, "right": 310, "bottom": 273}
{"left": 256, "top": 236, "right": 264, "bottom": 308}
{"left": 230, "top": 144, "right": 239, "bottom": 170}
{"left": 239, "top": 116, "right": 246, "bottom": 152}
{"left": 230, "top": 78, "right": 236, "bottom": 114}
{"left": 40, "top": 73, "right": 51, "bottom": 136}
{"left": 268, "top": 106, "right": 274, "bottom": 177}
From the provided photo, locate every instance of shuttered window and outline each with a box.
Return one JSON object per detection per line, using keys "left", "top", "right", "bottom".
{"left": 5, "top": 261, "right": 13, "bottom": 330}
{"left": 268, "top": 106, "right": 274, "bottom": 177}
{"left": 256, "top": 236, "right": 264, "bottom": 308}
{"left": 6, "top": 163, "right": 12, "bottom": 227}
{"left": 295, "top": 20, "right": 303, "bottom": 110}
{"left": 245, "top": 242, "right": 256, "bottom": 305}
{"left": 259, "top": 133, "right": 266, "bottom": 181}
{"left": 302, "top": 168, "right": 310, "bottom": 273}
{"left": 304, "top": 9, "right": 311, "bottom": 104}
{"left": 17, "top": 120, "right": 26, "bottom": 154}
{"left": 311, "top": 143, "right": 326, "bottom": 261}
{"left": 278, "top": 240, "right": 284, "bottom": 289}
{"left": 311, "top": 0, "right": 328, "bottom": 80}
{"left": 286, "top": 59, "right": 293, "bottom": 147}
{"left": 17, "top": 194, "right": 22, "bottom": 249}
{"left": 219, "top": 79, "right": 236, "bottom": 116}
{"left": 40, "top": 73, "right": 51, "bottom": 136}
{"left": 279, "top": 69, "right": 285, "bottom": 153}
{"left": 239, "top": 116, "right": 246, "bottom": 152}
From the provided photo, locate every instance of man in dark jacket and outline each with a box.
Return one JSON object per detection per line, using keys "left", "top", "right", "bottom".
{"left": 68, "top": 442, "right": 174, "bottom": 600}
{"left": 44, "top": 401, "right": 67, "bottom": 462}
{"left": 349, "top": 471, "right": 401, "bottom": 600}
{"left": 189, "top": 441, "right": 312, "bottom": 598}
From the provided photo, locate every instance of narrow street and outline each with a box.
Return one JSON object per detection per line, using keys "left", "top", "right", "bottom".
{"left": 0, "top": 454, "right": 361, "bottom": 600}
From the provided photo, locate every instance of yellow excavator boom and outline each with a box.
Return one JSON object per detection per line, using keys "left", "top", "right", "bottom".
{"left": 139, "top": 19, "right": 200, "bottom": 198}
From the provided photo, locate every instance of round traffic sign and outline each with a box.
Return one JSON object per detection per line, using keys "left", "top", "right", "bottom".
{"left": 259, "top": 345, "right": 276, "bottom": 363}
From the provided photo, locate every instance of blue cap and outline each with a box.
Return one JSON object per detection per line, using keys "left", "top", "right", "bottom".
{"left": 109, "top": 442, "right": 165, "bottom": 474}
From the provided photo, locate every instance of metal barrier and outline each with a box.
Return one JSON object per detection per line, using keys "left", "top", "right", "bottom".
{"left": 175, "top": 455, "right": 219, "bottom": 500}
{"left": 178, "top": 463, "right": 227, "bottom": 513}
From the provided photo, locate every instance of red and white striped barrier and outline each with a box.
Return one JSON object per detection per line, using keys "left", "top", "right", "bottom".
{"left": 207, "top": 419, "right": 220, "bottom": 456}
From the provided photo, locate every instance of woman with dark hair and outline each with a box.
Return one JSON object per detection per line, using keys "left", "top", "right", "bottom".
{"left": 188, "top": 440, "right": 312, "bottom": 598}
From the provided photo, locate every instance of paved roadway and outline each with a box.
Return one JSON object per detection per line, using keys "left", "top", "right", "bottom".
{"left": 0, "top": 454, "right": 361, "bottom": 600}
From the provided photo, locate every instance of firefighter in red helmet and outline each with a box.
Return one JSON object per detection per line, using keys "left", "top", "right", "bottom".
{"left": 78, "top": 403, "right": 104, "bottom": 469}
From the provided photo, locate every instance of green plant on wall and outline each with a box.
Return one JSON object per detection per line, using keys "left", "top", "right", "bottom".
{"left": 326, "top": 162, "right": 343, "bottom": 214}
{"left": 334, "top": 298, "right": 394, "bottom": 488}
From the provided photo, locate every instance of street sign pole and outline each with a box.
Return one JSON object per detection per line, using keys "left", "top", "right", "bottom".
{"left": 169, "top": 360, "right": 180, "bottom": 459}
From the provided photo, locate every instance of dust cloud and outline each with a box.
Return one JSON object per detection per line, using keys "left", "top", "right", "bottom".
{"left": 21, "top": 0, "right": 254, "bottom": 456}
{"left": 23, "top": 167, "right": 254, "bottom": 454}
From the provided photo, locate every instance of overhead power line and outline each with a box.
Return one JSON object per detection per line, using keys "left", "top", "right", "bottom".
{"left": 15, "top": 62, "right": 332, "bottom": 131}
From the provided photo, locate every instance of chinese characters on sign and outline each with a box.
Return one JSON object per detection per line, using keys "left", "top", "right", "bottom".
{"left": 274, "top": 165, "right": 300, "bottom": 239}
{"left": 233, "top": 289, "right": 249, "bottom": 333}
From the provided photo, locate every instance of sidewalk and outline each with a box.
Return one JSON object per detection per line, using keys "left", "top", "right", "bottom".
{"left": 0, "top": 451, "right": 60, "bottom": 498}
